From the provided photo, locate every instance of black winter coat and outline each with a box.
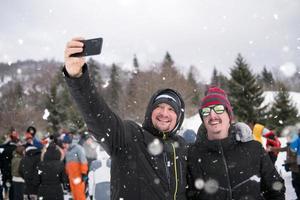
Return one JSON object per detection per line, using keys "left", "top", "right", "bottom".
{"left": 0, "top": 141, "right": 17, "bottom": 182}
{"left": 19, "top": 146, "right": 41, "bottom": 195}
{"left": 63, "top": 65, "right": 188, "bottom": 200}
{"left": 187, "top": 128, "right": 285, "bottom": 200}
{"left": 37, "top": 160, "right": 66, "bottom": 200}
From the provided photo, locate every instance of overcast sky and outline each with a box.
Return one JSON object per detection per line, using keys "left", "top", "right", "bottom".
{"left": 0, "top": 0, "right": 299, "bottom": 82}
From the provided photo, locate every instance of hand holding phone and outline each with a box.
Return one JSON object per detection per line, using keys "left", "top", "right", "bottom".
{"left": 71, "top": 37, "right": 103, "bottom": 57}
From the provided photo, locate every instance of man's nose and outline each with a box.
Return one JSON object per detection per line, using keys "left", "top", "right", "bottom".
{"left": 159, "top": 107, "right": 169, "bottom": 115}
{"left": 208, "top": 109, "right": 217, "bottom": 117}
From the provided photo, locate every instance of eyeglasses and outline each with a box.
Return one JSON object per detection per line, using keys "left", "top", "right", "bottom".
{"left": 200, "top": 105, "right": 225, "bottom": 117}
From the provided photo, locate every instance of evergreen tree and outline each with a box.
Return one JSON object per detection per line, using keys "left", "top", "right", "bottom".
{"left": 162, "top": 51, "right": 174, "bottom": 68}
{"left": 13, "top": 82, "right": 24, "bottom": 109}
{"left": 218, "top": 73, "right": 229, "bottom": 92}
{"left": 211, "top": 67, "right": 219, "bottom": 86}
{"left": 87, "top": 58, "right": 103, "bottom": 91}
{"left": 160, "top": 52, "right": 181, "bottom": 86}
{"left": 133, "top": 54, "right": 140, "bottom": 74}
{"left": 228, "top": 54, "right": 267, "bottom": 124}
{"left": 187, "top": 66, "right": 201, "bottom": 106}
{"left": 45, "top": 77, "right": 64, "bottom": 133}
{"left": 258, "top": 66, "right": 275, "bottom": 90}
{"left": 210, "top": 67, "right": 229, "bottom": 91}
{"left": 108, "top": 63, "right": 121, "bottom": 113}
{"left": 268, "top": 82, "right": 299, "bottom": 134}
{"left": 45, "top": 71, "right": 84, "bottom": 133}
{"left": 126, "top": 55, "right": 140, "bottom": 120}
{"left": 128, "top": 55, "right": 140, "bottom": 97}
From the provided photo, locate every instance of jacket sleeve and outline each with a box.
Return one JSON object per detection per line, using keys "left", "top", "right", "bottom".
{"left": 77, "top": 145, "right": 88, "bottom": 175}
{"left": 259, "top": 145, "right": 286, "bottom": 199}
{"left": 290, "top": 138, "right": 299, "bottom": 153}
{"left": 63, "top": 64, "right": 126, "bottom": 155}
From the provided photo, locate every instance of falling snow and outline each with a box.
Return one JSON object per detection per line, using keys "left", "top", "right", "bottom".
{"left": 148, "top": 138, "right": 163, "bottom": 156}
{"left": 43, "top": 109, "right": 50, "bottom": 120}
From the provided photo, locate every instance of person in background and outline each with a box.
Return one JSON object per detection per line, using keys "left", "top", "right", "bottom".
{"left": 25, "top": 126, "right": 43, "bottom": 150}
{"left": 287, "top": 127, "right": 300, "bottom": 199}
{"left": 11, "top": 145, "right": 25, "bottom": 200}
{"left": 88, "top": 145, "right": 111, "bottom": 200}
{"left": 0, "top": 127, "right": 19, "bottom": 200}
{"left": 251, "top": 123, "right": 265, "bottom": 144}
{"left": 187, "top": 86, "right": 285, "bottom": 200}
{"left": 181, "top": 129, "right": 197, "bottom": 144}
{"left": 62, "top": 133, "right": 88, "bottom": 200}
{"left": 19, "top": 141, "right": 41, "bottom": 200}
{"left": 79, "top": 131, "right": 98, "bottom": 166}
{"left": 250, "top": 123, "right": 281, "bottom": 164}
{"left": 264, "top": 128, "right": 281, "bottom": 165}
{"left": 37, "top": 142, "right": 66, "bottom": 200}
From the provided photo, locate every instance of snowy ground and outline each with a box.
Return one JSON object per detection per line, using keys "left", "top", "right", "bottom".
{"left": 275, "top": 137, "right": 297, "bottom": 200}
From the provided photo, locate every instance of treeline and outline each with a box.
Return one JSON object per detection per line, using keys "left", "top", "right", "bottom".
{"left": 0, "top": 53, "right": 299, "bottom": 139}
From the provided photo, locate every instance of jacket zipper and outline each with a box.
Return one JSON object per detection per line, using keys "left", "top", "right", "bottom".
{"left": 219, "top": 141, "right": 232, "bottom": 200}
{"left": 171, "top": 143, "right": 178, "bottom": 200}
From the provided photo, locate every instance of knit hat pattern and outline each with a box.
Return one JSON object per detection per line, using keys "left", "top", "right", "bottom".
{"left": 200, "top": 86, "right": 233, "bottom": 119}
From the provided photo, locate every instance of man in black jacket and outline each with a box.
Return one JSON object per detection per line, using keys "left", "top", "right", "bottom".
{"left": 0, "top": 128, "right": 19, "bottom": 200}
{"left": 63, "top": 37, "right": 188, "bottom": 200}
{"left": 187, "top": 86, "right": 285, "bottom": 200}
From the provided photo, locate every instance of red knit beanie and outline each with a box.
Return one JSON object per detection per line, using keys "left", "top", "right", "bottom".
{"left": 200, "top": 86, "right": 233, "bottom": 120}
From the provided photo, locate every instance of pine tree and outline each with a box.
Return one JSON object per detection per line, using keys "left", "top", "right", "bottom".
{"left": 160, "top": 52, "right": 181, "bottom": 86}
{"left": 126, "top": 55, "right": 141, "bottom": 120}
{"left": 187, "top": 66, "right": 201, "bottom": 106}
{"left": 218, "top": 73, "right": 229, "bottom": 92}
{"left": 14, "top": 82, "right": 24, "bottom": 109}
{"left": 128, "top": 55, "right": 140, "bottom": 97}
{"left": 210, "top": 67, "right": 229, "bottom": 91}
{"left": 268, "top": 82, "right": 299, "bottom": 134}
{"left": 162, "top": 51, "right": 174, "bottom": 68}
{"left": 87, "top": 58, "right": 103, "bottom": 91}
{"left": 45, "top": 71, "right": 85, "bottom": 133}
{"left": 258, "top": 66, "right": 275, "bottom": 90}
{"left": 108, "top": 63, "right": 121, "bottom": 113}
{"left": 228, "top": 54, "right": 267, "bottom": 124}
{"left": 133, "top": 54, "right": 139, "bottom": 74}
{"left": 211, "top": 67, "right": 219, "bottom": 86}
{"left": 45, "top": 78, "right": 63, "bottom": 133}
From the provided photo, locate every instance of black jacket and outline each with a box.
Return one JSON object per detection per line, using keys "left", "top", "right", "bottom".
{"left": 37, "top": 144, "right": 66, "bottom": 200}
{"left": 63, "top": 64, "right": 188, "bottom": 200}
{"left": 19, "top": 146, "right": 41, "bottom": 195}
{"left": 187, "top": 127, "right": 285, "bottom": 200}
{"left": 0, "top": 141, "right": 17, "bottom": 182}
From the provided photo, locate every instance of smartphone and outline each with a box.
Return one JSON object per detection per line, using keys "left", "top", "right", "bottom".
{"left": 71, "top": 37, "right": 103, "bottom": 57}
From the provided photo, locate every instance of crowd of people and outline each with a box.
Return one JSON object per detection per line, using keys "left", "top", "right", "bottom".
{"left": 0, "top": 126, "right": 110, "bottom": 200}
